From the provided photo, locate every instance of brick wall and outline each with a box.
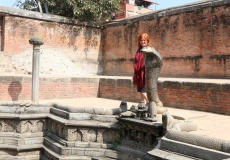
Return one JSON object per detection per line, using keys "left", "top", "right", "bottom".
{"left": 102, "top": 1, "right": 230, "bottom": 78}
{"left": 1, "top": 7, "right": 102, "bottom": 67}
{"left": 0, "top": 76, "right": 100, "bottom": 101}
{"left": 0, "top": 75, "right": 229, "bottom": 115}
{"left": 158, "top": 81, "right": 230, "bottom": 115}
{"left": 99, "top": 77, "right": 230, "bottom": 115}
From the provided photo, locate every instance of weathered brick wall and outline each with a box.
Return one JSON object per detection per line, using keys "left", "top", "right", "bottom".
{"left": 99, "top": 77, "right": 230, "bottom": 115}
{"left": 0, "top": 76, "right": 99, "bottom": 101}
{"left": 158, "top": 81, "right": 230, "bottom": 115}
{"left": 2, "top": 6, "right": 102, "bottom": 66}
{"left": 102, "top": 1, "right": 230, "bottom": 78}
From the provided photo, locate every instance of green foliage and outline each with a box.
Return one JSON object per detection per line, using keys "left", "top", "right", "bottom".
{"left": 16, "top": 0, "right": 121, "bottom": 24}
{"left": 17, "top": 0, "right": 38, "bottom": 11}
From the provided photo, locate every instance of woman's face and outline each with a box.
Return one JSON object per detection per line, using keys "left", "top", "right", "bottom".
{"left": 140, "top": 38, "right": 148, "bottom": 47}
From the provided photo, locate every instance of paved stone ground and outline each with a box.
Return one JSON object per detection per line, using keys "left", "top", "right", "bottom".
{"left": 41, "top": 97, "right": 230, "bottom": 142}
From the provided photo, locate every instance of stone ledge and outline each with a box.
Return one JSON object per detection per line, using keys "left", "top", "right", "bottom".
{"left": 0, "top": 113, "right": 48, "bottom": 119}
{"left": 52, "top": 103, "right": 121, "bottom": 115}
{"left": 0, "top": 143, "right": 43, "bottom": 151}
{"left": 149, "top": 136, "right": 230, "bottom": 160}
{"left": 0, "top": 132, "right": 45, "bottom": 139}
{"left": 148, "top": 148, "right": 196, "bottom": 160}
{"left": 0, "top": 155, "right": 41, "bottom": 160}
{"left": 165, "top": 130, "right": 230, "bottom": 153}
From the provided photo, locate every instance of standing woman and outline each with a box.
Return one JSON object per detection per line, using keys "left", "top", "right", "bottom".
{"left": 133, "top": 33, "right": 150, "bottom": 105}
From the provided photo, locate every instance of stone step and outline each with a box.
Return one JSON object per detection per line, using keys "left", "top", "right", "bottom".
{"left": 43, "top": 146, "right": 116, "bottom": 160}
{"left": 43, "top": 136, "right": 153, "bottom": 160}
{"left": 149, "top": 148, "right": 196, "bottom": 160}
{"left": 43, "top": 145, "right": 95, "bottom": 160}
{"left": 0, "top": 155, "right": 40, "bottom": 160}
{"left": 50, "top": 107, "right": 118, "bottom": 122}
{"left": 43, "top": 137, "right": 119, "bottom": 159}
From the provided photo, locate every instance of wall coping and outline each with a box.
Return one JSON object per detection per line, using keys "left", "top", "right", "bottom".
{"left": 1, "top": 74, "right": 230, "bottom": 85}
{"left": 105, "top": 0, "right": 230, "bottom": 27}
{"left": 0, "top": 6, "right": 100, "bottom": 28}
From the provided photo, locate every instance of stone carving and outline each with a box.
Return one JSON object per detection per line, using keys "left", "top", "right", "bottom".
{"left": 0, "top": 119, "right": 46, "bottom": 133}
{"left": 119, "top": 100, "right": 128, "bottom": 112}
{"left": 120, "top": 111, "right": 136, "bottom": 118}
{"left": 19, "top": 101, "right": 34, "bottom": 107}
{"left": 162, "top": 112, "right": 197, "bottom": 133}
{"left": 14, "top": 101, "right": 34, "bottom": 114}
{"left": 36, "top": 120, "right": 46, "bottom": 132}
{"left": 76, "top": 130, "right": 83, "bottom": 141}
{"left": 0, "top": 121, "right": 7, "bottom": 132}
{"left": 97, "top": 129, "right": 105, "bottom": 143}
{"left": 64, "top": 127, "right": 83, "bottom": 142}
{"left": 80, "top": 128, "right": 90, "bottom": 142}
{"left": 31, "top": 120, "right": 45, "bottom": 133}
{"left": 87, "top": 129, "right": 97, "bottom": 142}
{"left": 18, "top": 121, "right": 31, "bottom": 133}
{"left": 140, "top": 46, "right": 168, "bottom": 122}
{"left": 118, "top": 118, "right": 161, "bottom": 152}
{"left": 166, "top": 130, "right": 230, "bottom": 153}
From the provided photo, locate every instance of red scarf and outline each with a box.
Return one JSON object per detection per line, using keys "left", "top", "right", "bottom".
{"left": 133, "top": 48, "right": 145, "bottom": 88}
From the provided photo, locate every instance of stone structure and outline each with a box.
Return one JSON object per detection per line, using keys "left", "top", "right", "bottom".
{"left": 149, "top": 130, "right": 230, "bottom": 160}
{"left": 147, "top": 111, "right": 229, "bottom": 159}
{"left": 118, "top": 117, "right": 163, "bottom": 152}
{"left": 1, "top": 101, "right": 229, "bottom": 160}
{"left": 29, "top": 36, "right": 44, "bottom": 103}
{"left": 140, "top": 46, "right": 167, "bottom": 121}
{"left": 162, "top": 112, "right": 197, "bottom": 133}
{"left": 131, "top": 46, "right": 168, "bottom": 121}
{"left": 0, "top": 101, "right": 121, "bottom": 159}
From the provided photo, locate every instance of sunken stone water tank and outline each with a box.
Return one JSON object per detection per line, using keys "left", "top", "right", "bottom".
{"left": 0, "top": 101, "right": 163, "bottom": 160}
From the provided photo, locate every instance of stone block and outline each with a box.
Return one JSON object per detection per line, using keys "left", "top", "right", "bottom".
{"left": 84, "top": 148, "right": 105, "bottom": 157}
{"left": 71, "top": 148, "right": 85, "bottom": 156}
{"left": 50, "top": 108, "right": 68, "bottom": 118}
{"left": 68, "top": 113, "right": 92, "bottom": 120}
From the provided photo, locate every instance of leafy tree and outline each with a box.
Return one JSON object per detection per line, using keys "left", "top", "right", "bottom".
{"left": 16, "top": 0, "right": 121, "bottom": 24}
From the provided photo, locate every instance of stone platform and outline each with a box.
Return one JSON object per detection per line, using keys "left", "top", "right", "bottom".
{"left": 41, "top": 98, "right": 230, "bottom": 160}
{"left": 0, "top": 98, "right": 229, "bottom": 159}
{"left": 41, "top": 98, "right": 230, "bottom": 142}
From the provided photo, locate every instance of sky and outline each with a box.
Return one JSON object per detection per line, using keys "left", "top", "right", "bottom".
{"left": 151, "top": 0, "right": 199, "bottom": 10}
{"left": 0, "top": 0, "right": 199, "bottom": 10}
